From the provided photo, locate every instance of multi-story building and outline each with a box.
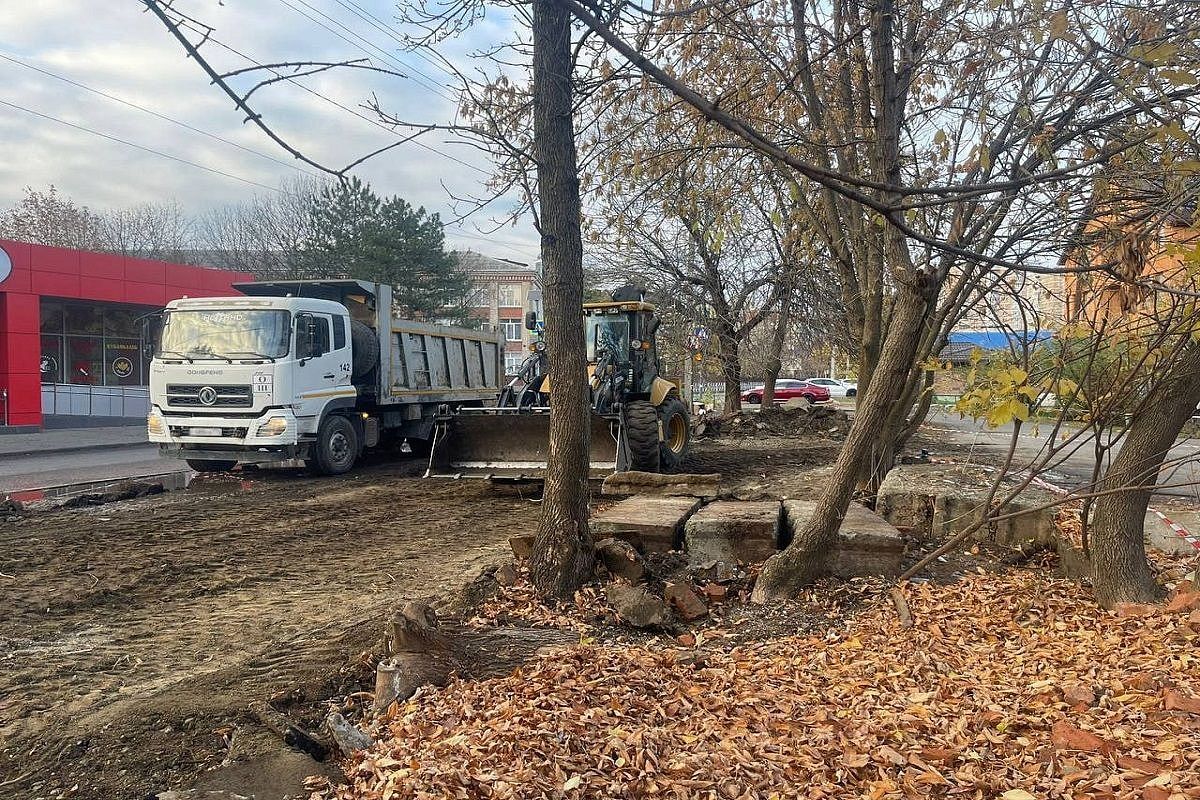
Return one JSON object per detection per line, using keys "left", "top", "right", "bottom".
{"left": 456, "top": 250, "right": 542, "bottom": 375}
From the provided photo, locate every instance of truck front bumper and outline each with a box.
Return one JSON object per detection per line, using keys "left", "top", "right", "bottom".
{"left": 148, "top": 407, "right": 307, "bottom": 461}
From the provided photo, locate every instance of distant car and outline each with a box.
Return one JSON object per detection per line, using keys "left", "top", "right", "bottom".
{"left": 741, "top": 379, "right": 831, "bottom": 404}
{"left": 803, "top": 377, "right": 858, "bottom": 398}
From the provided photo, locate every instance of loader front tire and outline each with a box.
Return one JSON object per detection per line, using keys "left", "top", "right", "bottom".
{"left": 657, "top": 395, "right": 691, "bottom": 471}
{"left": 624, "top": 400, "right": 661, "bottom": 472}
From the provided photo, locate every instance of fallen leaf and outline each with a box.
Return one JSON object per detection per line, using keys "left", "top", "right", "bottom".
{"left": 1051, "top": 720, "right": 1113, "bottom": 753}
{"left": 1001, "top": 790, "right": 1037, "bottom": 800}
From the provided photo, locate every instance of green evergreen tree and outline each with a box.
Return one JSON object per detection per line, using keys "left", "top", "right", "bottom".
{"left": 296, "top": 177, "right": 472, "bottom": 323}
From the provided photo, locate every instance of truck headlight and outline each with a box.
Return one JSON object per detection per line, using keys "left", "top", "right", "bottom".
{"left": 258, "top": 417, "right": 288, "bottom": 437}
{"left": 147, "top": 411, "right": 166, "bottom": 436}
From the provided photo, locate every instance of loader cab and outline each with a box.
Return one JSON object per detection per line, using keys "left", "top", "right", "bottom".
{"left": 582, "top": 301, "right": 660, "bottom": 374}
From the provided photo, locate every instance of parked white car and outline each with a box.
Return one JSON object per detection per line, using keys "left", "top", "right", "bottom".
{"left": 803, "top": 377, "right": 858, "bottom": 398}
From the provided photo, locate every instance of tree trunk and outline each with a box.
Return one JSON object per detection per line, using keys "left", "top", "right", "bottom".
{"left": 717, "top": 325, "right": 743, "bottom": 413}
{"left": 760, "top": 293, "right": 793, "bottom": 406}
{"left": 752, "top": 280, "right": 930, "bottom": 601}
{"left": 529, "top": 0, "right": 593, "bottom": 598}
{"left": 1090, "top": 341, "right": 1200, "bottom": 607}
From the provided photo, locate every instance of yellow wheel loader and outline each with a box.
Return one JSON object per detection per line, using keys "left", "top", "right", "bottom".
{"left": 428, "top": 293, "right": 691, "bottom": 479}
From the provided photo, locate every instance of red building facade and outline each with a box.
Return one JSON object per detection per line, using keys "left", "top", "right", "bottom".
{"left": 0, "top": 239, "right": 252, "bottom": 428}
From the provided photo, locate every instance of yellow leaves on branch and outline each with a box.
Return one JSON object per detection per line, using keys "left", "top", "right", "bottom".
{"left": 956, "top": 354, "right": 1076, "bottom": 428}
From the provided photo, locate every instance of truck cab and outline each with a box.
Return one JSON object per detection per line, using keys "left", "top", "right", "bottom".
{"left": 147, "top": 294, "right": 357, "bottom": 473}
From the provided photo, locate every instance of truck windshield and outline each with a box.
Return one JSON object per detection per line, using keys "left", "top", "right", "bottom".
{"left": 586, "top": 316, "right": 630, "bottom": 362}
{"left": 158, "top": 309, "right": 291, "bottom": 360}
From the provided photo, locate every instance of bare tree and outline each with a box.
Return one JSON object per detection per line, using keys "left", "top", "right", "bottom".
{"left": 0, "top": 185, "right": 105, "bottom": 250}
{"left": 199, "top": 177, "right": 322, "bottom": 277}
{"left": 97, "top": 200, "right": 198, "bottom": 263}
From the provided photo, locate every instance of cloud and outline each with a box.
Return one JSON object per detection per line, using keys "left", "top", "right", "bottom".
{"left": 0, "top": 0, "right": 540, "bottom": 264}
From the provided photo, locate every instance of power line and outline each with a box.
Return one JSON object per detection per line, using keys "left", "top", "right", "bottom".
{"left": 0, "top": 99, "right": 284, "bottom": 192}
{"left": 331, "top": 0, "right": 460, "bottom": 86}
{"left": 274, "top": 0, "right": 457, "bottom": 103}
{"left": 0, "top": 51, "right": 321, "bottom": 179}
{"left": 178, "top": 20, "right": 491, "bottom": 176}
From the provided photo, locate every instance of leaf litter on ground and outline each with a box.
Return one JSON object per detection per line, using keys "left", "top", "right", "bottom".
{"left": 314, "top": 553, "right": 1200, "bottom": 800}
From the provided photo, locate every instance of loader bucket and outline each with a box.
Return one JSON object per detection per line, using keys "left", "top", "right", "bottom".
{"left": 427, "top": 410, "right": 622, "bottom": 479}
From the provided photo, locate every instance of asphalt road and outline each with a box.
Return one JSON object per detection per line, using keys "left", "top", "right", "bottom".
{"left": 0, "top": 444, "right": 189, "bottom": 495}
{"left": 921, "top": 406, "right": 1200, "bottom": 501}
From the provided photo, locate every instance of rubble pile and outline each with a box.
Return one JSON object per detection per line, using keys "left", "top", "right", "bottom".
{"left": 698, "top": 403, "right": 850, "bottom": 440}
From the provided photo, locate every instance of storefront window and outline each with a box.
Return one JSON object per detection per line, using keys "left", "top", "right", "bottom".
{"left": 103, "top": 308, "right": 139, "bottom": 338}
{"left": 40, "top": 301, "right": 65, "bottom": 334}
{"left": 65, "top": 304, "right": 102, "bottom": 335}
{"left": 39, "top": 299, "right": 156, "bottom": 386}
{"left": 66, "top": 337, "right": 103, "bottom": 385}
{"left": 40, "top": 335, "right": 64, "bottom": 383}
{"left": 104, "top": 339, "right": 142, "bottom": 386}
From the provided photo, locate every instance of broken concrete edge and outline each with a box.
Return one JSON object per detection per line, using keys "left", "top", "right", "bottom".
{"left": 600, "top": 470, "right": 723, "bottom": 499}
{"left": 876, "top": 464, "right": 1096, "bottom": 581}
{"left": 684, "top": 500, "right": 783, "bottom": 566}
{"left": 591, "top": 495, "right": 704, "bottom": 553}
{"left": 783, "top": 500, "right": 906, "bottom": 579}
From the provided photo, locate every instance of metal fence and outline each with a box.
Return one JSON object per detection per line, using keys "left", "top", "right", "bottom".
{"left": 41, "top": 383, "right": 150, "bottom": 419}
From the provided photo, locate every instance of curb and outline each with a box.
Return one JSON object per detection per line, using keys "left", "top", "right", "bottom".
{"left": 3, "top": 468, "right": 190, "bottom": 503}
{"left": 0, "top": 440, "right": 154, "bottom": 458}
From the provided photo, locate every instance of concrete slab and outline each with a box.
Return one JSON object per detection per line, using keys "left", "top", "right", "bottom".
{"left": 590, "top": 495, "right": 702, "bottom": 553}
{"left": 601, "top": 470, "right": 722, "bottom": 499}
{"left": 785, "top": 500, "right": 905, "bottom": 577}
{"left": 875, "top": 464, "right": 1091, "bottom": 579}
{"left": 684, "top": 500, "right": 781, "bottom": 564}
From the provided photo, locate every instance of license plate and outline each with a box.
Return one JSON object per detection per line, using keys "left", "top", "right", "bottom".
{"left": 190, "top": 427, "right": 223, "bottom": 437}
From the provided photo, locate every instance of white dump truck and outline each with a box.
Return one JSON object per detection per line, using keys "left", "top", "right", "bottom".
{"left": 147, "top": 279, "right": 505, "bottom": 475}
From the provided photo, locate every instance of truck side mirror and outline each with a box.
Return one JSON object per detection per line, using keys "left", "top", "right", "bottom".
{"left": 524, "top": 310, "right": 538, "bottom": 331}
{"left": 138, "top": 311, "right": 163, "bottom": 358}
{"left": 296, "top": 313, "right": 317, "bottom": 363}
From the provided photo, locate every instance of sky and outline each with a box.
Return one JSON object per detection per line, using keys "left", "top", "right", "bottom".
{"left": 0, "top": 0, "right": 540, "bottom": 264}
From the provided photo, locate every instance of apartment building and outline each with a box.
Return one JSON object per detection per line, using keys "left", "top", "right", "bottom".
{"left": 456, "top": 250, "right": 542, "bottom": 375}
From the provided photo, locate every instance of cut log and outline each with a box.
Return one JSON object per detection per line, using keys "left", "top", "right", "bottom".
{"left": 374, "top": 602, "right": 576, "bottom": 711}
{"left": 247, "top": 701, "right": 331, "bottom": 761}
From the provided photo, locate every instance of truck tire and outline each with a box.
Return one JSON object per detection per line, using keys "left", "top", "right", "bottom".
{"left": 350, "top": 320, "right": 380, "bottom": 380}
{"left": 311, "top": 414, "right": 359, "bottom": 475}
{"left": 657, "top": 395, "right": 690, "bottom": 471}
{"left": 187, "top": 459, "right": 237, "bottom": 473}
{"left": 624, "top": 400, "right": 661, "bottom": 472}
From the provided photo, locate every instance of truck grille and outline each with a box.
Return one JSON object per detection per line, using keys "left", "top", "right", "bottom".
{"left": 165, "top": 384, "right": 253, "bottom": 408}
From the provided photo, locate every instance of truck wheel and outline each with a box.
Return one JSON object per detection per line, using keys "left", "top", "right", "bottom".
{"left": 187, "top": 459, "right": 237, "bottom": 473}
{"left": 311, "top": 415, "right": 359, "bottom": 475}
{"left": 350, "top": 320, "right": 380, "bottom": 380}
{"left": 657, "top": 395, "right": 690, "bottom": 471}
{"left": 624, "top": 400, "right": 661, "bottom": 472}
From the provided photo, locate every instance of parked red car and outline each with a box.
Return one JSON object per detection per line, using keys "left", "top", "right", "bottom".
{"left": 740, "top": 379, "right": 831, "bottom": 404}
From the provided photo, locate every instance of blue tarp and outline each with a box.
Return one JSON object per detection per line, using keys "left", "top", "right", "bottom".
{"left": 947, "top": 330, "right": 1053, "bottom": 350}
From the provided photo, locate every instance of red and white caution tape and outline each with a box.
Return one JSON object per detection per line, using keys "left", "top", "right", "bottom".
{"left": 1022, "top": 472, "right": 1200, "bottom": 552}
{"left": 1147, "top": 508, "right": 1200, "bottom": 552}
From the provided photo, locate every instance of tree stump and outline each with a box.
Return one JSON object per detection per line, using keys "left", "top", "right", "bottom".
{"left": 374, "top": 602, "right": 577, "bottom": 711}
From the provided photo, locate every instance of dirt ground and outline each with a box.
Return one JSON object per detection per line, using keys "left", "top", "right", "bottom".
{"left": 0, "top": 456, "right": 541, "bottom": 800}
{"left": 0, "top": 433, "right": 848, "bottom": 800}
